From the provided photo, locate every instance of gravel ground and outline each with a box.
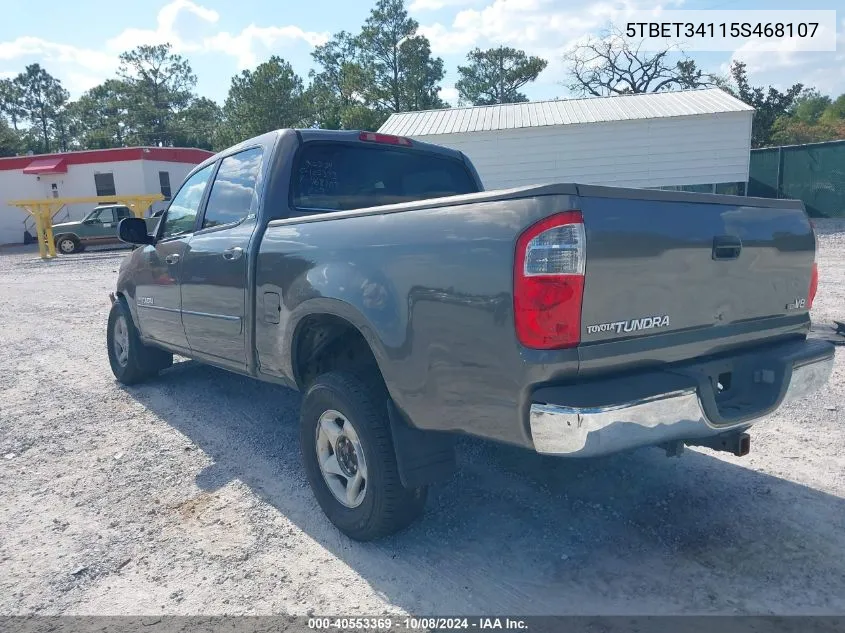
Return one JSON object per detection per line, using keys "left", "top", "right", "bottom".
{"left": 0, "top": 223, "right": 843, "bottom": 617}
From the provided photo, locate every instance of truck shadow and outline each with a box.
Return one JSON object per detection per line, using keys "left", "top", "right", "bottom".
{"left": 123, "top": 359, "right": 845, "bottom": 615}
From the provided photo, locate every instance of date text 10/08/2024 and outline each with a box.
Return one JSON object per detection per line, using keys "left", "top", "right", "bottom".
{"left": 308, "top": 617, "right": 528, "bottom": 630}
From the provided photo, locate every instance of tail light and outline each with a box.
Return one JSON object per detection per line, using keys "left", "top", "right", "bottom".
{"left": 808, "top": 262, "right": 818, "bottom": 309}
{"left": 807, "top": 223, "right": 818, "bottom": 309}
{"left": 513, "top": 211, "right": 586, "bottom": 349}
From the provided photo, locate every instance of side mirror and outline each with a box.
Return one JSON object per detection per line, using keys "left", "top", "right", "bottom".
{"left": 82, "top": 218, "right": 96, "bottom": 224}
{"left": 118, "top": 217, "right": 154, "bottom": 245}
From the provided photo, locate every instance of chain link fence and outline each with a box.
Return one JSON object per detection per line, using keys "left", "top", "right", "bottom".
{"left": 749, "top": 140, "right": 845, "bottom": 218}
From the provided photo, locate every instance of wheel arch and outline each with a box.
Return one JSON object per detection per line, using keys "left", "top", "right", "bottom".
{"left": 289, "top": 305, "right": 389, "bottom": 393}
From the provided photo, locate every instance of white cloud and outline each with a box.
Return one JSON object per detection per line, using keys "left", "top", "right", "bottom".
{"left": 205, "top": 25, "right": 329, "bottom": 70}
{"left": 106, "top": 0, "right": 220, "bottom": 53}
{"left": 726, "top": 18, "right": 845, "bottom": 94}
{"left": 440, "top": 85, "right": 460, "bottom": 103}
{"left": 0, "top": 0, "right": 329, "bottom": 95}
{"left": 420, "top": 0, "right": 675, "bottom": 58}
{"left": 0, "top": 37, "right": 116, "bottom": 73}
{"left": 410, "top": 0, "right": 480, "bottom": 11}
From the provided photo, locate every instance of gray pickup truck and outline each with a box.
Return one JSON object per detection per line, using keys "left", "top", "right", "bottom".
{"left": 108, "top": 129, "right": 834, "bottom": 540}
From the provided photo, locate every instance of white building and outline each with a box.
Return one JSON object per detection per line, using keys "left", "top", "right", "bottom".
{"left": 379, "top": 88, "right": 754, "bottom": 195}
{"left": 0, "top": 147, "right": 214, "bottom": 245}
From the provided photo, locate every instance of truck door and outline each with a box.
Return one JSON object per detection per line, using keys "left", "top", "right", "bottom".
{"left": 180, "top": 147, "right": 263, "bottom": 369}
{"left": 134, "top": 163, "right": 215, "bottom": 351}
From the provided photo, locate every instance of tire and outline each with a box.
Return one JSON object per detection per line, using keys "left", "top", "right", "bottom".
{"left": 56, "top": 235, "right": 81, "bottom": 255}
{"left": 107, "top": 299, "right": 173, "bottom": 385}
{"left": 300, "top": 371, "right": 427, "bottom": 541}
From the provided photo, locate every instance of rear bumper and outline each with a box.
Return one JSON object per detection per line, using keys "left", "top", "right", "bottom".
{"left": 529, "top": 338, "right": 835, "bottom": 457}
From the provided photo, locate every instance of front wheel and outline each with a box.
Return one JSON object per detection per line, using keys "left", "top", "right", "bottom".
{"left": 300, "top": 371, "right": 427, "bottom": 541}
{"left": 107, "top": 299, "right": 172, "bottom": 385}
{"left": 56, "top": 236, "right": 82, "bottom": 254}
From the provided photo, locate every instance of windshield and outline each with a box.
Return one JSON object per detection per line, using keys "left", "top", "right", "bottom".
{"left": 292, "top": 142, "right": 479, "bottom": 211}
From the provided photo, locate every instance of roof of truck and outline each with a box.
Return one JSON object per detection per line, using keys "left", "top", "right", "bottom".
{"left": 378, "top": 88, "right": 753, "bottom": 137}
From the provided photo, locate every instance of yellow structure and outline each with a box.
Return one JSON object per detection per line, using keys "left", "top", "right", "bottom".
{"left": 6, "top": 194, "right": 164, "bottom": 260}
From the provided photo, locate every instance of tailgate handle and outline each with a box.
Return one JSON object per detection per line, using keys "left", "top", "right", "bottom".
{"left": 712, "top": 235, "right": 742, "bottom": 260}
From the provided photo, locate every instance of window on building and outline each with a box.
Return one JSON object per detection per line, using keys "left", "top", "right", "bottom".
{"left": 159, "top": 171, "right": 172, "bottom": 200}
{"left": 94, "top": 173, "right": 116, "bottom": 197}
{"left": 201, "top": 148, "right": 263, "bottom": 229}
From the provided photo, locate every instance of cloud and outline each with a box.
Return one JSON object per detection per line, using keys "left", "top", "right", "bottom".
{"left": 107, "top": 0, "right": 329, "bottom": 70}
{"left": 726, "top": 18, "right": 845, "bottom": 94}
{"left": 204, "top": 25, "right": 329, "bottom": 70}
{"left": 0, "top": 0, "right": 329, "bottom": 95}
{"left": 419, "top": 0, "right": 675, "bottom": 57}
{"left": 410, "top": 0, "right": 480, "bottom": 11}
{"left": 106, "top": 0, "right": 220, "bottom": 53}
{"left": 440, "top": 85, "right": 460, "bottom": 103}
{"left": 0, "top": 37, "right": 116, "bottom": 73}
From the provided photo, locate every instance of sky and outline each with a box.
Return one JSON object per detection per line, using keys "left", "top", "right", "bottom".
{"left": 0, "top": 0, "right": 843, "bottom": 108}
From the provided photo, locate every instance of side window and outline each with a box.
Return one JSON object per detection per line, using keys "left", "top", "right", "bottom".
{"left": 93, "top": 208, "right": 116, "bottom": 223}
{"left": 116, "top": 207, "right": 131, "bottom": 221}
{"left": 161, "top": 164, "right": 215, "bottom": 239}
{"left": 202, "top": 148, "right": 263, "bottom": 229}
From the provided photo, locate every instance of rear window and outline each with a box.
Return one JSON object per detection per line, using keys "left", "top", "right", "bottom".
{"left": 292, "top": 143, "right": 478, "bottom": 211}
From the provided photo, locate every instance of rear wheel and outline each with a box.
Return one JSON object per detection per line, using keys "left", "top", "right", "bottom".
{"left": 107, "top": 299, "right": 172, "bottom": 385}
{"left": 56, "top": 236, "right": 81, "bottom": 255}
{"left": 300, "top": 371, "right": 427, "bottom": 540}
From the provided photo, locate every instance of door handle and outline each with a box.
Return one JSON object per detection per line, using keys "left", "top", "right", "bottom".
{"left": 223, "top": 246, "right": 244, "bottom": 261}
{"left": 712, "top": 235, "right": 742, "bottom": 260}
{"left": 165, "top": 253, "right": 181, "bottom": 265}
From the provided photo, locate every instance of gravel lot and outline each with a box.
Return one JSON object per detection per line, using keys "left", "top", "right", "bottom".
{"left": 1, "top": 222, "right": 843, "bottom": 616}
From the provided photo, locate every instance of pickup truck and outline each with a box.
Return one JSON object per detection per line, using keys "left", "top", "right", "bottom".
{"left": 53, "top": 204, "right": 158, "bottom": 254}
{"left": 107, "top": 129, "right": 834, "bottom": 541}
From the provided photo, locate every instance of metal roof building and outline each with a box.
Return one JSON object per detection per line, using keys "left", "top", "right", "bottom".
{"left": 379, "top": 88, "right": 754, "bottom": 193}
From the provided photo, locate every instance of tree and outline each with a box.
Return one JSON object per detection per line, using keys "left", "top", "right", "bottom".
{"left": 220, "top": 56, "right": 309, "bottom": 146}
{"left": 0, "top": 78, "right": 25, "bottom": 131}
{"left": 722, "top": 61, "right": 803, "bottom": 148}
{"left": 118, "top": 43, "right": 196, "bottom": 146}
{"left": 170, "top": 97, "right": 223, "bottom": 150}
{"left": 16, "top": 63, "right": 69, "bottom": 153}
{"left": 771, "top": 116, "right": 845, "bottom": 145}
{"left": 456, "top": 47, "right": 547, "bottom": 105}
{"left": 820, "top": 94, "right": 845, "bottom": 123}
{"left": 0, "top": 118, "right": 20, "bottom": 157}
{"left": 52, "top": 102, "right": 80, "bottom": 152}
{"left": 793, "top": 89, "right": 832, "bottom": 124}
{"left": 564, "top": 28, "right": 710, "bottom": 97}
{"left": 72, "top": 79, "right": 135, "bottom": 148}
{"left": 308, "top": 31, "right": 386, "bottom": 129}
{"left": 358, "top": 0, "right": 446, "bottom": 112}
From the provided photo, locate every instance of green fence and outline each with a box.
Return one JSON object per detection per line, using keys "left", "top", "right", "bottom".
{"left": 748, "top": 139, "right": 845, "bottom": 218}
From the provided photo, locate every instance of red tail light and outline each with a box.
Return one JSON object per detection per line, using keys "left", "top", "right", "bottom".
{"left": 808, "top": 261, "right": 818, "bottom": 309}
{"left": 358, "top": 132, "right": 413, "bottom": 146}
{"left": 513, "top": 211, "right": 586, "bottom": 349}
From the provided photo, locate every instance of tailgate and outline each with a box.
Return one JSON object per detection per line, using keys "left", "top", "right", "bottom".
{"left": 577, "top": 186, "right": 816, "bottom": 374}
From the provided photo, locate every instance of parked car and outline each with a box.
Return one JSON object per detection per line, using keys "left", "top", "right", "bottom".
{"left": 107, "top": 129, "right": 834, "bottom": 540}
{"left": 52, "top": 205, "right": 158, "bottom": 254}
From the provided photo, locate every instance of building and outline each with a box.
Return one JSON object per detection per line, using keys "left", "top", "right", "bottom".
{"left": 379, "top": 88, "right": 753, "bottom": 195}
{"left": 0, "top": 147, "right": 214, "bottom": 245}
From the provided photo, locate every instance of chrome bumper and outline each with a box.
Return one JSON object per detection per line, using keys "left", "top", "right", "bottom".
{"left": 529, "top": 353, "right": 835, "bottom": 457}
